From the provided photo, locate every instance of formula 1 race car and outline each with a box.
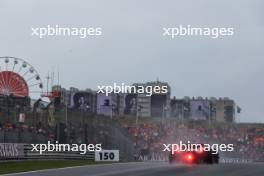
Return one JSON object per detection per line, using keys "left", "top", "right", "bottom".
{"left": 169, "top": 145, "right": 219, "bottom": 164}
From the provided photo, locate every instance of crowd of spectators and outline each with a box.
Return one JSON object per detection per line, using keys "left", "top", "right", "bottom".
{"left": 0, "top": 119, "right": 115, "bottom": 148}
{"left": 123, "top": 120, "right": 264, "bottom": 161}
{"left": 0, "top": 122, "right": 55, "bottom": 143}
{"left": 1, "top": 116, "right": 263, "bottom": 161}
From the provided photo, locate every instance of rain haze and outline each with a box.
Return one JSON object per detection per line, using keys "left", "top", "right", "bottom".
{"left": 0, "top": 0, "right": 263, "bottom": 123}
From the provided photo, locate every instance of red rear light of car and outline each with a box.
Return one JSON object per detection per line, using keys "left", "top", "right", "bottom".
{"left": 185, "top": 153, "right": 195, "bottom": 162}
{"left": 187, "top": 154, "right": 193, "bottom": 160}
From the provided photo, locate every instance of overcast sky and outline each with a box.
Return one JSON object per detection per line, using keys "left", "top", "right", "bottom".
{"left": 0, "top": 0, "right": 263, "bottom": 123}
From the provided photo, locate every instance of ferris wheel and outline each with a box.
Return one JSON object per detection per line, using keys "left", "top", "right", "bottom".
{"left": 0, "top": 56, "right": 43, "bottom": 98}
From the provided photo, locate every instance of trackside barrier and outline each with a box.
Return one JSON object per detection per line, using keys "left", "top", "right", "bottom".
{"left": 0, "top": 143, "right": 94, "bottom": 161}
{"left": 138, "top": 153, "right": 167, "bottom": 161}
{"left": 220, "top": 158, "right": 253, "bottom": 163}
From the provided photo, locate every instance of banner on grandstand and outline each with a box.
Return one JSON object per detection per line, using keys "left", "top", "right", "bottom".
{"left": 190, "top": 100, "right": 210, "bottom": 120}
{"left": 19, "top": 113, "right": 26, "bottom": 123}
{"left": 124, "top": 93, "right": 137, "bottom": 116}
{"left": 0, "top": 143, "right": 24, "bottom": 158}
{"left": 97, "top": 93, "right": 118, "bottom": 116}
{"left": 70, "top": 91, "right": 97, "bottom": 113}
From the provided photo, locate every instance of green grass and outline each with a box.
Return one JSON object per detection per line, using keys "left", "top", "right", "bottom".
{"left": 0, "top": 160, "right": 97, "bottom": 175}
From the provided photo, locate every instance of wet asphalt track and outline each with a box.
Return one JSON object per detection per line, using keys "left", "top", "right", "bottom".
{"left": 2, "top": 162, "right": 264, "bottom": 176}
